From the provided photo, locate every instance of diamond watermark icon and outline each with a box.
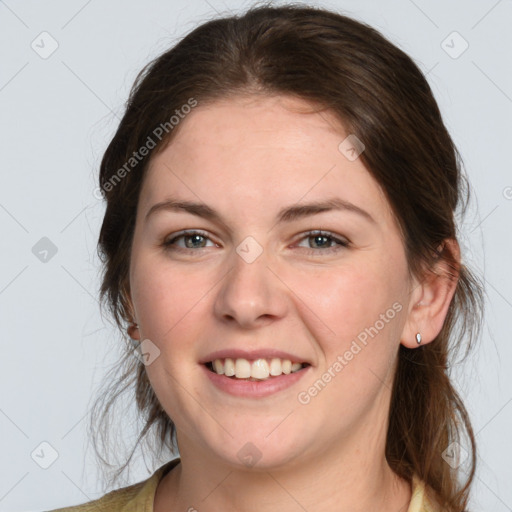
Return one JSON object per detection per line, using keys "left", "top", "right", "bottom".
{"left": 338, "top": 134, "right": 365, "bottom": 161}
{"left": 441, "top": 31, "right": 469, "bottom": 59}
{"left": 236, "top": 236, "right": 263, "bottom": 264}
{"left": 237, "top": 442, "right": 263, "bottom": 468}
{"left": 133, "top": 338, "right": 161, "bottom": 366}
{"left": 31, "top": 441, "right": 59, "bottom": 469}
{"left": 31, "top": 31, "right": 59, "bottom": 59}
{"left": 32, "top": 236, "right": 58, "bottom": 263}
{"left": 442, "top": 441, "right": 469, "bottom": 469}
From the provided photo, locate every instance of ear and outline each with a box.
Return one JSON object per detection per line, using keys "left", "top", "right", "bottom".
{"left": 127, "top": 322, "right": 141, "bottom": 341}
{"left": 122, "top": 283, "right": 141, "bottom": 341}
{"left": 400, "top": 239, "right": 460, "bottom": 348}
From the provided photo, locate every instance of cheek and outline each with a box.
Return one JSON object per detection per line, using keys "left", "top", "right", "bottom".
{"left": 132, "top": 256, "right": 199, "bottom": 327}
{"left": 129, "top": 259, "right": 210, "bottom": 416}
{"left": 294, "top": 266, "right": 407, "bottom": 412}
{"left": 301, "top": 264, "right": 405, "bottom": 342}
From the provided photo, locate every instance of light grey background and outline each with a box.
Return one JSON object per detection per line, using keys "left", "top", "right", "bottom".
{"left": 0, "top": 0, "right": 511, "bottom": 511}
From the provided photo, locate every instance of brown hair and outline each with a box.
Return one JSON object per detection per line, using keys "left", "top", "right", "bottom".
{"left": 90, "top": 4, "right": 483, "bottom": 510}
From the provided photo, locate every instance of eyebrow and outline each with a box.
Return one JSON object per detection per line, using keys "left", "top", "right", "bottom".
{"left": 144, "top": 196, "right": 376, "bottom": 225}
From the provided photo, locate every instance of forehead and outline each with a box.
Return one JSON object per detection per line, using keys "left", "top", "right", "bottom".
{"left": 160, "top": 95, "right": 347, "bottom": 159}
{"left": 140, "top": 95, "right": 393, "bottom": 226}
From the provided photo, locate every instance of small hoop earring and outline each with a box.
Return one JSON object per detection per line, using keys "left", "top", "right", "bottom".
{"left": 415, "top": 333, "right": 422, "bottom": 345}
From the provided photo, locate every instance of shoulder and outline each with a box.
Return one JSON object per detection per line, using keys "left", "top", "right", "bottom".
{"left": 46, "top": 459, "right": 180, "bottom": 512}
{"left": 46, "top": 480, "right": 148, "bottom": 512}
{"left": 408, "top": 474, "right": 443, "bottom": 512}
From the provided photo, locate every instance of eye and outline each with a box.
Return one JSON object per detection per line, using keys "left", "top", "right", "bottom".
{"left": 162, "top": 229, "right": 350, "bottom": 255}
{"left": 162, "top": 230, "right": 217, "bottom": 252}
{"left": 295, "top": 230, "right": 350, "bottom": 255}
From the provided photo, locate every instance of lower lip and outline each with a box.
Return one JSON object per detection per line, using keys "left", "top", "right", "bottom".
{"left": 201, "top": 364, "right": 311, "bottom": 398}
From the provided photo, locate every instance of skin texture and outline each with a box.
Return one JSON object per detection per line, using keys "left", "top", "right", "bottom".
{"left": 127, "top": 95, "right": 458, "bottom": 511}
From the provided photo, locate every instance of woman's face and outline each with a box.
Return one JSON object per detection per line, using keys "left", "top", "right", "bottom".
{"left": 129, "top": 95, "right": 417, "bottom": 469}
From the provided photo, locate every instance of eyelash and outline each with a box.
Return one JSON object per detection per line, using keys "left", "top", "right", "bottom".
{"left": 162, "top": 229, "right": 350, "bottom": 256}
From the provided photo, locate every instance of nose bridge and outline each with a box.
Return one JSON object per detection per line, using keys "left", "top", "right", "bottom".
{"left": 214, "top": 235, "right": 286, "bottom": 327}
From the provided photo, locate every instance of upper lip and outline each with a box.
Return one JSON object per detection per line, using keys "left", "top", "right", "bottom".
{"left": 199, "top": 348, "right": 311, "bottom": 365}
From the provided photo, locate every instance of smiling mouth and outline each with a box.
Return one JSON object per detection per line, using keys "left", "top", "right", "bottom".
{"left": 204, "top": 357, "right": 310, "bottom": 381}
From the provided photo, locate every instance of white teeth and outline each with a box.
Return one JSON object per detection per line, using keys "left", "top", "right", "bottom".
{"left": 224, "top": 358, "right": 235, "bottom": 377}
{"left": 235, "top": 358, "right": 251, "bottom": 378}
{"left": 291, "top": 362, "right": 302, "bottom": 372}
{"left": 213, "top": 359, "right": 224, "bottom": 375}
{"left": 269, "top": 358, "right": 282, "bottom": 376}
{"left": 251, "top": 359, "right": 269, "bottom": 379}
{"left": 209, "top": 357, "right": 306, "bottom": 379}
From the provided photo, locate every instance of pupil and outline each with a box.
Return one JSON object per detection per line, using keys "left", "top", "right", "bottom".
{"left": 186, "top": 235, "right": 204, "bottom": 248}
{"left": 313, "top": 235, "right": 328, "bottom": 248}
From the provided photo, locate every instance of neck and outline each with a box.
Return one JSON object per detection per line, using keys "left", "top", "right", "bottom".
{"left": 154, "top": 428, "right": 412, "bottom": 512}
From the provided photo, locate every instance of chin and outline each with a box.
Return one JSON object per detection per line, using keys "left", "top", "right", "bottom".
{"left": 197, "top": 421, "right": 312, "bottom": 471}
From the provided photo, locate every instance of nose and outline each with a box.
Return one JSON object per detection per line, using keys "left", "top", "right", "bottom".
{"left": 213, "top": 244, "right": 288, "bottom": 329}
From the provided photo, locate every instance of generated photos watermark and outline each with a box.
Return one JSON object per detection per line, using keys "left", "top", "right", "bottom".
{"left": 93, "top": 98, "right": 198, "bottom": 199}
{"left": 297, "top": 301, "right": 403, "bottom": 405}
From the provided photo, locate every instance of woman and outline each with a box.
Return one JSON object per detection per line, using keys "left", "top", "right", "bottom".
{"left": 50, "top": 4, "right": 483, "bottom": 511}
